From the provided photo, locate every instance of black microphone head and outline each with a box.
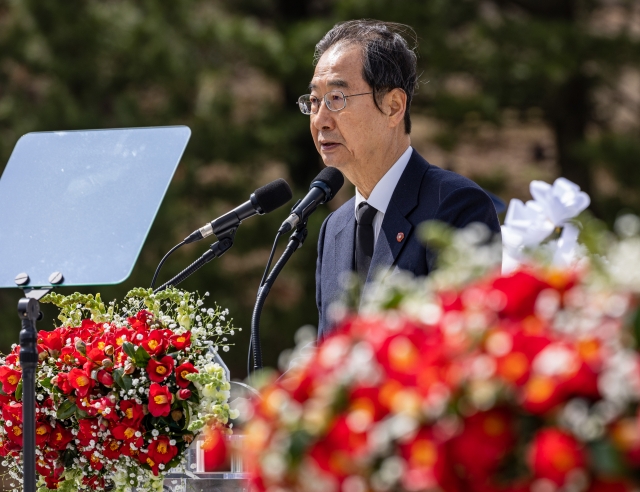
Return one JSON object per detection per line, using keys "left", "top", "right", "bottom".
{"left": 312, "top": 167, "right": 344, "bottom": 202}
{"left": 254, "top": 178, "right": 293, "bottom": 213}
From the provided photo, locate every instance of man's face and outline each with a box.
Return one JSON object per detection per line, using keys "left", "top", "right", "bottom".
{"left": 310, "top": 44, "right": 390, "bottom": 176}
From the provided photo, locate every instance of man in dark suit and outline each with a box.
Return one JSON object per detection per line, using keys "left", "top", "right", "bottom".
{"left": 299, "top": 20, "right": 501, "bottom": 338}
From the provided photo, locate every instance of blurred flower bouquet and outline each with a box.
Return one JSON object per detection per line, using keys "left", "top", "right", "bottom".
{"left": 0, "top": 287, "right": 238, "bottom": 492}
{"left": 245, "top": 184, "right": 640, "bottom": 490}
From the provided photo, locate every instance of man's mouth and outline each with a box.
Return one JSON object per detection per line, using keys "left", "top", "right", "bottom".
{"left": 320, "top": 141, "right": 339, "bottom": 151}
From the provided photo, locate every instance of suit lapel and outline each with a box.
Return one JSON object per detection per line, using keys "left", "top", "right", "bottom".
{"left": 365, "top": 150, "right": 428, "bottom": 285}
{"left": 333, "top": 198, "right": 356, "bottom": 282}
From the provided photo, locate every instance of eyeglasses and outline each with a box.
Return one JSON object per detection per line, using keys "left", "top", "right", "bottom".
{"left": 297, "top": 90, "right": 373, "bottom": 115}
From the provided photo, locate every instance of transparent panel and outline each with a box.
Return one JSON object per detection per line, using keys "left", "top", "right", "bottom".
{"left": 0, "top": 126, "right": 191, "bottom": 288}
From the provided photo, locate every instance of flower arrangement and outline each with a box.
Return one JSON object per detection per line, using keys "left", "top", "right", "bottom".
{"left": 0, "top": 287, "right": 238, "bottom": 492}
{"left": 245, "top": 209, "right": 640, "bottom": 491}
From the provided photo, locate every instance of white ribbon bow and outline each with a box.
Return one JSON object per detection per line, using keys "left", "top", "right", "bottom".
{"left": 501, "top": 178, "right": 590, "bottom": 273}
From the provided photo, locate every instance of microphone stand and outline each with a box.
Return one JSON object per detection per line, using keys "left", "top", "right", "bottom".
{"left": 250, "top": 221, "right": 308, "bottom": 373}
{"left": 17, "top": 287, "right": 50, "bottom": 492}
{"left": 154, "top": 228, "right": 236, "bottom": 293}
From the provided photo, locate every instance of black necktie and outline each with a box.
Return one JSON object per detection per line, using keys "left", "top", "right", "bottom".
{"left": 355, "top": 202, "right": 378, "bottom": 282}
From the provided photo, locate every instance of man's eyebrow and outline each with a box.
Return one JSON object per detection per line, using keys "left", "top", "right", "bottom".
{"left": 308, "top": 79, "right": 350, "bottom": 91}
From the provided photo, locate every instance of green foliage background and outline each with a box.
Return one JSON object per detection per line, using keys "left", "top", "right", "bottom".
{"left": 1, "top": 0, "right": 639, "bottom": 379}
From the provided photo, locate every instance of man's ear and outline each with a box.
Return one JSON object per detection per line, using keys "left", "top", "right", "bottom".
{"left": 384, "top": 88, "right": 407, "bottom": 129}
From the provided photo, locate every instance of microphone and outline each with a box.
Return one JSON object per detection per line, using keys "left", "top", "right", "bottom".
{"left": 184, "top": 178, "right": 292, "bottom": 244}
{"left": 278, "top": 168, "right": 344, "bottom": 233}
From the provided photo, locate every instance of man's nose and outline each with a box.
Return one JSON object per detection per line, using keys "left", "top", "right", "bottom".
{"left": 312, "top": 99, "right": 335, "bottom": 131}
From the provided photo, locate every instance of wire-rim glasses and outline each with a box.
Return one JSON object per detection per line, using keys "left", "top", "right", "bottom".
{"left": 297, "top": 90, "right": 373, "bottom": 115}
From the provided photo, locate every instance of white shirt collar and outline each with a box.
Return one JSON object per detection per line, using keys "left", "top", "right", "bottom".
{"left": 355, "top": 146, "right": 413, "bottom": 217}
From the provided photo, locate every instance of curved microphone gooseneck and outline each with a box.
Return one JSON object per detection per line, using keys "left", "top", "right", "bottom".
{"left": 250, "top": 167, "right": 344, "bottom": 373}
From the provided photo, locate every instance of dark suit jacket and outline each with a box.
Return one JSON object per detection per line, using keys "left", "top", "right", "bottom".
{"left": 315, "top": 149, "right": 501, "bottom": 338}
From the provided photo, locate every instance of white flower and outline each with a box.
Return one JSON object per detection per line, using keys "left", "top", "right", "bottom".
{"left": 530, "top": 177, "right": 590, "bottom": 226}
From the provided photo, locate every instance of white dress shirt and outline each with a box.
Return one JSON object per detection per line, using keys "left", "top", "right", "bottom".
{"left": 355, "top": 145, "right": 413, "bottom": 246}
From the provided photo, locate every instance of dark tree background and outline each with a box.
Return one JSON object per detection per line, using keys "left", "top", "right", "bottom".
{"left": 1, "top": 0, "right": 639, "bottom": 379}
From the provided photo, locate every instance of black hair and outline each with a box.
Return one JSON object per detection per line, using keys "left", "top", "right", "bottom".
{"left": 314, "top": 19, "right": 418, "bottom": 134}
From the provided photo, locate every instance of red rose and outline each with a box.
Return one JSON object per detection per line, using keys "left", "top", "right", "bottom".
{"left": 529, "top": 428, "right": 585, "bottom": 486}
{"left": 120, "top": 400, "right": 145, "bottom": 427}
{"left": 5, "top": 346, "right": 19, "bottom": 366}
{"left": 521, "top": 375, "right": 564, "bottom": 415}
{"left": 449, "top": 409, "right": 514, "bottom": 484}
{"left": 77, "top": 419, "right": 99, "bottom": 447}
{"left": 38, "top": 328, "right": 67, "bottom": 354}
{"left": 5, "top": 422, "right": 23, "bottom": 447}
{"left": 148, "top": 383, "right": 172, "bottom": 417}
{"left": 92, "top": 397, "right": 118, "bottom": 421}
{"left": 401, "top": 432, "right": 454, "bottom": 492}
{"left": 127, "top": 310, "right": 154, "bottom": 332}
{"left": 307, "top": 416, "right": 367, "bottom": 478}
{"left": 97, "top": 369, "right": 114, "bottom": 388}
{"left": 177, "top": 389, "right": 192, "bottom": 400}
{"left": 492, "top": 271, "right": 550, "bottom": 320}
{"left": 141, "top": 330, "right": 168, "bottom": 356}
{"left": 58, "top": 346, "right": 86, "bottom": 367}
{"left": 0, "top": 366, "right": 21, "bottom": 394}
{"left": 48, "top": 426, "right": 73, "bottom": 450}
{"left": 86, "top": 341, "right": 107, "bottom": 366}
{"left": 111, "top": 422, "right": 144, "bottom": 451}
{"left": 68, "top": 368, "right": 94, "bottom": 398}
{"left": 102, "top": 438, "right": 122, "bottom": 460}
{"left": 41, "top": 463, "right": 64, "bottom": 490}
{"left": 175, "top": 362, "right": 198, "bottom": 388}
{"left": 83, "top": 450, "right": 104, "bottom": 471}
{"left": 35, "top": 421, "right": 52, "bottom": 445}
{"left": 170, "top": 332, "right": 191, "bottom": 350}
{"left": 147, "top": 356, "right": 175, "bottom": 383}
{"left": 111, "top": 327, "right": 133, "bottom": 349}
{"left": 2, "top": 402, "right": 22, "bottom": 424}
{"left": 139, "top": 451, "right": 159, "bottom": 475}
{"left": 147, "top": 435, "right": 178, "bottom": 466}
{"left": 54, "top": 373, "right": 73, "bottom": 395}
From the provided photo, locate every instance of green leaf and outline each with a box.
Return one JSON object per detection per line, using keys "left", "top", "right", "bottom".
{"left": 122, "top": 342, "right": 137, "bottom": 361}
{"left": 15, "top": 380, "right": 22, "bottom": 401}
{"left": 40, "top": 377, "right": 53, "bottom": 390}
{"left": 56, "top": 400, "right": 77, "bottom": 420}
{"left": 187, "top": 390, "right": 200, "bottom": 404}
{"left": 588, "top": 438, "right": 625, "bottom": 476}
{"left": 76, "top": 406, "right": 89, "bottom": 419}
{"left": 122, "top": 374, "right": 133, "bottom": 391}
{"left": 134, "top": 346, "right": 151, "bottom": 366}
{"left": 61, "top": 449, "right": 77, "bottom": 468}
{"left": 112, "top": 368, "right": 126, "bottom": 389}
{"left": 183, "top": 402, "right": 190, "bottom": 430}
